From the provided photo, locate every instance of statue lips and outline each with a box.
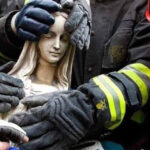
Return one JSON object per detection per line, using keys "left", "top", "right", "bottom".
{"left": 49, "top": 52, "right": 61, "bottom": 57}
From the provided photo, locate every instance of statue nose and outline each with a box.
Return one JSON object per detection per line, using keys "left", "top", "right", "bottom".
{"left": 54, "top": 37, "right": 60, "bottom": 50}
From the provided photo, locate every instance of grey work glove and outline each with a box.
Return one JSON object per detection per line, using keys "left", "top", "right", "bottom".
{"left": 0, "top": 61, "right": 25, "bottom": 113}
{"left": 62, "top": 0, "right": 92, "bottom": 50}
{"left": 10, "top": 90, "right": 95, "bottom": 150}
{"left": 0, "top": 120, "right": 28, "bottom": 143}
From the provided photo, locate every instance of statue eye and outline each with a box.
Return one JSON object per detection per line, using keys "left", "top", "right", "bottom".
{"left": 60, "top": 33, "right": 70, "bottom": 42}
{"left": 43, "top": 31, "right": 55, "bottom": 38}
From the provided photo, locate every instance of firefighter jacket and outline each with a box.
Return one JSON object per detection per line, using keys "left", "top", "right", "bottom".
{"left": 0, "top": 0, "right": 150, "bottom": 147}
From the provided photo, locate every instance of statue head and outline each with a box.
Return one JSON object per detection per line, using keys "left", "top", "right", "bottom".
{"left": 38, "top": 12, "right": 71, "bottom": 65}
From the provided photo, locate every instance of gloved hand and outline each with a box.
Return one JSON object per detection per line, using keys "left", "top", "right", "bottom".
{"left": 0, "top": 120, "right": 29, "bottom": 143}
{"left": 0, "top": 62, "right": 25, "bottom": 113}
{"left": 15, "top": 0, "right": 61, "bottom": 41}
{"left": 10, "top": 90, "right": 95, "bottom": 150}
{"left": 62, "top": 0, "right": 92, "bottom": 50}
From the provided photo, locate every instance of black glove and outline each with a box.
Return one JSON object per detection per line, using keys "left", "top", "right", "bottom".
{"left": 0, "top": 120, "right": 28, "bottom": 143}
{"left": 15, "top": 0, "right": 61, "bottom": 41}
{"left": 63, "top": 0, "right": 91, "bottom": 50}
{"left": 10, "top": 90, "right": 95, "bottom": 150}
{"left": 0, "top": 62, "right": 25, "bottom": 113}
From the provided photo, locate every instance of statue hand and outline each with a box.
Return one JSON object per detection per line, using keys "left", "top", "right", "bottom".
{"left": 0, "top": 62, "right": 25, "bottom": 113}
{"left": 9, "top": 90, "right": 95, "bottom": 150}
{"left": 64, "top": 0, "right": 92, "bottom": 50}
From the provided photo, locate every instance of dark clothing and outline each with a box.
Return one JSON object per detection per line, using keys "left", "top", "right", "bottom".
{"left": 0, "top": 0, "right": 23, "bottom": 64}
{"left": 72, "top": 0, "right": 150, "bottom": 148}
{"left": 0, "top": 0, "right": 150, "bottom": 149}
{"left": 0, "top": 0, "right": 23, "bottom": 17}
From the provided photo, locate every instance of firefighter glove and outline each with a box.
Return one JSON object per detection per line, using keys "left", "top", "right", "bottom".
{"left": 10, "top": 90, "right": 95, "bottom": 150}
{"left": 0, "top": 62, "right": 25, "bottom": 113}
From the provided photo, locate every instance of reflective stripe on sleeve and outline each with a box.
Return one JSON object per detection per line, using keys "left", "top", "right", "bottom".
{"left": 100, "top": 75, "right": 126, "bottom": 124}
{"left": 93, "top": 77, "right": 116, "bottom": 122}
{"left": 130, "top": 63, "right": 150, "bottom": 80}
{"left": 93, "top": 75, "right": 126, "bottom": 130}
{"left": 119, "top": 63, "right": 150, "bottom": 106}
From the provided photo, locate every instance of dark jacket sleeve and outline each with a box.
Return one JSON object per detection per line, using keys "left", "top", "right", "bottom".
{"left": 0, "top": 0, "right": 24, "bottom": 64}
{"left": 78, "top": 0, "right": 150, "bottom": 131}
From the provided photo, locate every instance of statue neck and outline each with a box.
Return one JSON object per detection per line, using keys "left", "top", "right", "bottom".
{"left": 33, "top": 58, "right": 57, "bottom": 85}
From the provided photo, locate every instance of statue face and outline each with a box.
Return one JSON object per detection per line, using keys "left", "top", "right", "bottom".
{"left": 38, "top": 15, "right": 70, "bottom": 64}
